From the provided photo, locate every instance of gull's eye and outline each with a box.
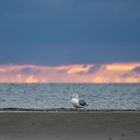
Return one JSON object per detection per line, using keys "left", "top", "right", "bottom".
{"left": 74, "top": 94, "right": 78, "bottom": 98}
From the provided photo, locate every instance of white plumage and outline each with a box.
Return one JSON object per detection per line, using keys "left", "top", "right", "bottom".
{"left": 70, "top": 94, "right": 89, "bottom": 109}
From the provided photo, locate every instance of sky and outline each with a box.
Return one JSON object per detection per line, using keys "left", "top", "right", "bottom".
{"left": 0, "top": 0, "right": 140, "bottom": 83}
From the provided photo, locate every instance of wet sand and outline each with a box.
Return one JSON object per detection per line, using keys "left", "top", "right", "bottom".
{"left": 0, "top": 110, "right": 140, "bottom": 140}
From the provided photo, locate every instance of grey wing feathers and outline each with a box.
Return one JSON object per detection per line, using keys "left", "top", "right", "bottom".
{"left": 79, "top": 100, "right": 87, "bottom": 106}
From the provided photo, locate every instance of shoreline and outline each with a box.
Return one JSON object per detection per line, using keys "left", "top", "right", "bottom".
{"left": 0, "top": 107, "right": 140, "bottom": 112}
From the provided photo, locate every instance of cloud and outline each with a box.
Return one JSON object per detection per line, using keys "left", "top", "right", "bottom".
{"left": 131, "top": 66, "right": 140, "bottom": 73}
{"left": 122, "top": 66, "right": 140, "bottom": 81}
{"left": 66, "top": 64, "right": 93, "bottom": 74}
{"left": 0, "top": 63, "right": 140, "bottom": 83}
{"left": 87, "top": 64, "right": 101, "bottom": 74}
{"left": 20, "top": 67, "right": 42, "bottom": 75}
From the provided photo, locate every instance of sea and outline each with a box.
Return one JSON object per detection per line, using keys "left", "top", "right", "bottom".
{"left": 0, "top": 83, "right": 140, "bottom": 110}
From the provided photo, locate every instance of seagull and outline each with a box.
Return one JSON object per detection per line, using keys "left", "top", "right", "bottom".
{"left": 70, "top": 94, "right": 89, "bottom": 110}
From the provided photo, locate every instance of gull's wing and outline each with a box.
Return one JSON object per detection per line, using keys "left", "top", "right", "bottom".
{"left": 79, "top": 100, "right": 87, "bottom": 106}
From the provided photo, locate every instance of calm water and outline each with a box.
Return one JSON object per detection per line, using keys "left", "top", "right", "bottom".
{"left": 0, "top": 84, "right": 140, "bottom": 110}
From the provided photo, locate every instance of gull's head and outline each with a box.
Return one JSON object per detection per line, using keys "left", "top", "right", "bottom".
{"left": 71, "top": 94, "right": 79, "bottom": 99}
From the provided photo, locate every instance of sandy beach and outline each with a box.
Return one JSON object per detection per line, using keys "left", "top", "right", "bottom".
{"left": 0, "top": 110, "right": 140, "bottom": 140}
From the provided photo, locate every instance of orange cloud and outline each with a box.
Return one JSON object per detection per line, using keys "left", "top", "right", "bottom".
{"left": 25, "top": 76, "right": 38, "bottom": 83}
{"left": 0, "top": 63, "right": 140, "bottom": 83}
{"left": 92, "top": 76, "right": 106, "bottom": 83}
{"left": 106, "top": 63, "right": 140, "bottom": 71}
{"left": 67, "top": 65, "right": 93, "bottom": 74}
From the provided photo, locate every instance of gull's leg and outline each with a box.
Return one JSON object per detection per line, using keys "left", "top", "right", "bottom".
{"left": 76, "top": 108, "right": 80, "bottom": 111}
